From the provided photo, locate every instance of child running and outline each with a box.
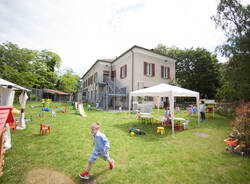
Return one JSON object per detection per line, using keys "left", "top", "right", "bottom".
{"left": 79, "top": 122, "right": 114, "bottom": 179}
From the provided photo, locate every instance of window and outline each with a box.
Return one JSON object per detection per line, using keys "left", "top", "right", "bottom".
{"left": 144, "top": 62, "right": 155, "bottom": 76}
{"left": 120, "top": 65, "right": 127, "bottom": 79}
{"left": 111, "top": 70, "right": 116, "bottom": 79}
{"left": 94, "top": 72, "right": 97, "bottom": 82}
{"left": 144, "top": 96, "right": 154, "bottom": 101}
{"left": 161, "top": 66, "right": 170, "bottom": 79}
{"left": 147, "top": 63, "right": 152, "bottom": 76}
{"left": 103, "top": 71, "right": 110, "bottom": 82}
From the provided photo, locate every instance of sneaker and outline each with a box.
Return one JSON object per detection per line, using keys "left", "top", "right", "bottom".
{"left": 109, "top": 159, "right": 114, "bottom": 170}
{"left": 79, "top": 171, "right": 89, "bottom": 179}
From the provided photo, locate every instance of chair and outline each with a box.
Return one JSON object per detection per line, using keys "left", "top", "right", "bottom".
{"left": 61, "top": 106, "right": 68, "bottom": 113}
{"left": 157, "top": 127, "right": 165, "bottom": 135}
{"left": 40, "top": 124, "right": 50, "bottom": 136}
{"left": 8, "top": 120, "right": 17, "bottom": 133}
{"left": 182, "top": 120, "right": 189, "bottom": 130}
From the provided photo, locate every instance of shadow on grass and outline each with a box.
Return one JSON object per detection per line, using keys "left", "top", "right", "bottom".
{"left": 113, "top": 120, "right": 185, "bottom": 142}
{"left": 177, "top": 114, "right": 231, "bottom": 130}
{"left": 76, "top": 168, "right": 109, "bottom": 184}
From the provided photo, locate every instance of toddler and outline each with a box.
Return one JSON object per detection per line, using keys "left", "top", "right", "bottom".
{"left": 79, "top": 123, "right": 114, "bottom": 179}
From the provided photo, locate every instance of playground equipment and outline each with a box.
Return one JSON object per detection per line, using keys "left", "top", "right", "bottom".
{"left": 41, "top": 99, "right": 52, "bottom": 108}
{"left": 224, "top": 138, "right": 246, "bottom": 156}
{"left": 78, "top": 104, "right": 87, "bottom": 117}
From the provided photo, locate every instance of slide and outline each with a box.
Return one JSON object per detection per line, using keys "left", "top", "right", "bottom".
{"left": 79, "top": 104, "right": 87, "bottom": 117}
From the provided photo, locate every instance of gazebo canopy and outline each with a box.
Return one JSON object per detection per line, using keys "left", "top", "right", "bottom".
{"left": 129, "top": 83, "right": 200, "bottom": 138}
{"left": 0, "top": 78, "right": 30, "bottom": 91}
{"left": 130, "top": 83, "right": 199, "bottom": 98}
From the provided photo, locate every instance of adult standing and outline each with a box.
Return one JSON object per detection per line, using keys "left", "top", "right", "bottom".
{"left": 200, "top": 101, "right": 206, "bottom": 122}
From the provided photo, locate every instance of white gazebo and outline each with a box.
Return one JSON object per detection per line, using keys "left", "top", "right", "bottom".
{"left": 0, "top": 78, "right": 30, "bottom": 149}
{"left": 129, "top": 83, "right": 200, "bottom": 138}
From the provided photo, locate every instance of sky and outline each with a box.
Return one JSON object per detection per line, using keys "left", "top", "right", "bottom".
{"left": 0, "top": 0, "right": 230, "bottom": 77}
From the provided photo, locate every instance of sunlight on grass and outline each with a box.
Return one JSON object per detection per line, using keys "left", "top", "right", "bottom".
{"left": 0, "top": 102, "right": 249, "bottom": 184}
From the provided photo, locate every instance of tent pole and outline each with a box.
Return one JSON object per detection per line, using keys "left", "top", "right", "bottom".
{"left": 157, "top": 96, "right": 160, "bottom": 113}
{"left": 197, "top": 95, "right": 200, "bottom": 127}
{"left": 128, "top": 94, "right": 132, "bottom": 123}
{"left": 213, "top": 104, "right": 215, "bottom": 119}
{"left": 170, "top": 93, "right": 175, "bottom": 138}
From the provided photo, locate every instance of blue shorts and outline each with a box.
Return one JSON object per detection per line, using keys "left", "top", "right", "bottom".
{"left": 89, "top": 150, "right": 110, "bottom": 162}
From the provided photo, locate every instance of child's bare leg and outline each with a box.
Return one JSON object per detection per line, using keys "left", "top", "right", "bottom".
{"left": 108, "top": 159, "right": 112, "bottom": 164}
{"left": 86, "top": 161, "right": 92, "bottom": 172}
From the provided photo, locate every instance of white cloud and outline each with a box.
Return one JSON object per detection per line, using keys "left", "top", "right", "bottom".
{"left": 0, "top": 0, "right": 228, "bottom": 76}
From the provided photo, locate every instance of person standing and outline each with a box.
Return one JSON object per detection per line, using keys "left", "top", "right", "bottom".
{"left": 200, "top": 101, "right": 206, "bottom": 122}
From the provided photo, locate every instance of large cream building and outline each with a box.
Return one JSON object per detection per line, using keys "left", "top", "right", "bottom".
{"left": 81, "top": 45, "right": 176, "bottom": 110}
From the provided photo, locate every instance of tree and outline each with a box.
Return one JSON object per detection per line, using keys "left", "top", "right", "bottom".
{"left": 0, "top": 42, "right": 37, "bottom": 88}
{"left": 0, "top": 41, "right": 62, "bottom": 89}
{"left": 211, "top": 0, "right": 250, "bottom": 101}
{"left": 154, "top": 44, "right": 221, "bottom": 99}
{"left": 40, "top": 50, "right": 61, "bottom": 72}
{"left": 58, "top": 68, "right": 80, "bottom": 93}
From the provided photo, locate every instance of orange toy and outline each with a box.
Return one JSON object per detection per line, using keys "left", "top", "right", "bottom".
{"left": 224, "top": 138, "right": 238, "bottom": 147}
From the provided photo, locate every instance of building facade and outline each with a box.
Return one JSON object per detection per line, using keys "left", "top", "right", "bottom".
{"left": 81, "top": 45, "right": 176, "bottom": 110}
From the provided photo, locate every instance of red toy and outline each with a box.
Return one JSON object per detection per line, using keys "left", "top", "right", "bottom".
{"left": 40, "top": 124, "right": 50, "bottom": 136}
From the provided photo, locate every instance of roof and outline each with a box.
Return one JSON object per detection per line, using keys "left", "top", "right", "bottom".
{"left": 112, "top": 45, "right": 176, "bottom": 64}
{"left": 43, "top": 89, "right": 71, "bottom": 95}
{"left": 0, "top": 78, "right": 30, "bottom": 91}
{"left": 0, "top": 106, "right": 14, "bottom": 135}
{"left": 81, "top": 45, "right": 176, "bottom": 79}
{"left": 98, "top": 58, "right": 114, "bottom": 62}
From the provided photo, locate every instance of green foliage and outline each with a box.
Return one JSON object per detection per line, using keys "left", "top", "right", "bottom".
{"left": 228, "top": 102, "right": 250, "bottom": 153}
{"left": 0, "top": 42, "right": 37, "bottom": 88}
{"left": 212, "top": 0, "right": 250, "bottom": 101}
{"left": 154, "top": 45, "right": 221, "bottom": 99}
{"left": 58, "top": 68, "right": 80, "bottom": 93}
{"left": 0, "top": 41, "right": 63, "bottom": 89}
{"left": 40, "top": 50, "right": 61, "bottom": 72}
{"left": 1, "top": 101, "right": 250, "bottom": 184}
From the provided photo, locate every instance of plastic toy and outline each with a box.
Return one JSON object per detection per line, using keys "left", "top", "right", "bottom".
{"left": 130, "top": 132, "right": 135, "bottom": 136}
{"left": 129, "top": 128, "right": 145, "bottom": 135}
{"left": 224, "top": 138, "right": 245, "bottom": 156}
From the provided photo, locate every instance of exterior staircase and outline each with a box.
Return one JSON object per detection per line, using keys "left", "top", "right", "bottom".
{"left": 96, "top": 78, "right": 127, "bottom": 110}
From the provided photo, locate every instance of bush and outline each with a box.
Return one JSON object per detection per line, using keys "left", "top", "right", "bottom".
{"left": 228, "top": 102, "right": 250, "bottom": 154}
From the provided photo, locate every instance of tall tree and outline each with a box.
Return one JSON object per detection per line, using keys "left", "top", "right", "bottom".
{"left": 0, "top": 42, "right": 36, "bottom": 88}
{"left": 0, "top": 41, "right": 61, "bottom": 89}
{"left": 211, "top": 0, "right": 250, "bottom": 101}
{"left": 58, "top": 68, "right": 80, "bottom": 93}
{"left": 154, "top": 44, "right": 221, "bottom": 99}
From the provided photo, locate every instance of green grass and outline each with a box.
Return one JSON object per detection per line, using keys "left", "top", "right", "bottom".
{"left": 0, "top": 102, "right": 249, "bottom": 184}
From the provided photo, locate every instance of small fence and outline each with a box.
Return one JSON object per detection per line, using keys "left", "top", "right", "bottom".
{"left": 29, "top": 88, "right": 43, "bottom": 102}
{"left": 28, "top": 88, "right": 71, "bottom": 102}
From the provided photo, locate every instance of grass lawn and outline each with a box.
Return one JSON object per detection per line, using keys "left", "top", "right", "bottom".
{"left": 0, "top": 102, "right": 249, "bottom": 184}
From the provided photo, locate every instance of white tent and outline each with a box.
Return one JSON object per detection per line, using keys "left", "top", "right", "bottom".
{"left": 0, "top": 78, "right": 30, "bottom": 149}
{"left": 129, "top": 83, "right": 200, "bottom": 138}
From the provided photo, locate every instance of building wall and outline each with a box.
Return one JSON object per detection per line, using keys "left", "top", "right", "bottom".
{"left": 81, "top": 46, "right": 176, "bottom": 107}
{"left": 113, "top": 48, "right": 176, "bottom": 93}
{"left": 111, "top": 52, "right": 132, "bottom": 90}
{"left": 82, "top": 62, "right": 111, "bottom": 103}
{"left": 133, "top": 49, "right": 175, "bottom": 90}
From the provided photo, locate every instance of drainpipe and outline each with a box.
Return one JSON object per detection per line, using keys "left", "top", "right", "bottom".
{"left": 131, "top": 50, "right": 134, "bottom": 110}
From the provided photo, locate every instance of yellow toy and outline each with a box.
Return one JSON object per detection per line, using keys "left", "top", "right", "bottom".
{"left": 157, "top": 127, "right": 165, "bottom": 135}
{"left": 130, "top": 132, "right": 135, "bottom": 137}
